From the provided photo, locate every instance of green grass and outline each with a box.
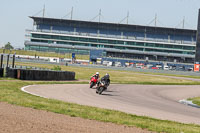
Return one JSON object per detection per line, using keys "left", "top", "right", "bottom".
{"left": 0, "top": 48, "right": 89, "bottom": 60}
{"left": 0, "top": 79, "right": 200, "bottom": 133}
{"left": 15, "top": 62, "right": 200, "bottom": 85}
{"left": 141, "top": 71, "right": 200, "bottom": 80}
{"left": 1, "top": 61, "right": 200, "bottom": 132}
{"left": 0, "top": 77, "right": 17, "bottom": 80}
{"left": 188, "top": 97, "right": 200, "bottom": 106}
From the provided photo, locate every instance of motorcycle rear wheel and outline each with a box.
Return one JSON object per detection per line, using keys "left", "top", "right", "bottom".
{"left": 98, "top": 87, "right": 104, "bottom": 94}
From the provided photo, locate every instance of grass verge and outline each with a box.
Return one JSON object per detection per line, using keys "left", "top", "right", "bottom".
{"left": 15, "top": 62, "right": 200, "bottom": 85}
{"left": 0, "top": 79, "right": 200, "bottom": 133}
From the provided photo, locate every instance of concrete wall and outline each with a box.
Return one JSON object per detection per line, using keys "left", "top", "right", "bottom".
{"left": 7, "top": 68, "right": 75, "bottom": 81}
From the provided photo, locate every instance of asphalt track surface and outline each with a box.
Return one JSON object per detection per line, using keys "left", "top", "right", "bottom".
{"left": 24, "top": 83, "right": 200, "bottom": 125}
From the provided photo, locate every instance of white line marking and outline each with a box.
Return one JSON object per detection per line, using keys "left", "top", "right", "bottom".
{"left": 21, "top": 85, "right": 48, "bottom": 99}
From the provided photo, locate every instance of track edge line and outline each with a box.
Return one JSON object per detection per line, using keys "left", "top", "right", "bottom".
{"left": 21, "top": 85, "right": 48, "bottom": 99}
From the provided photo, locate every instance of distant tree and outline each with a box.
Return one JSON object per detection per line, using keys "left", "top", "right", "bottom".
{"left": 4, "top": 42, "right": 14, "bottom": 50}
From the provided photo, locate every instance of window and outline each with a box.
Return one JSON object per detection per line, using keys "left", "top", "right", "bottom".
{"left": 126, "top": 47, "right": 143, "bottom": 51}
{"left": 52, "top": 35, "right": 60, "bottom": 40}
{"left": 136, "top": 42, "right": 144, "bottom": 46}
{"left": 116, "top": 41, "right": 123, "bottom": 44}
{"left": 60, "top": 36, "right": 70, "bottom": 40}
{"left": 164, "top": 45, "right": 173, "bottom": 48}
{"left": 127, "top": 42, "right": 135, "bottom": 45}
{"left": 40, "top": 40, "right": 48, "bottom": 43}
{"left": 114, "top": 46, "right": 125, "bottom": 50}
{"left": 89, "top": 38, "right": 97, "bottom": 42}
{"left": 99, "top": 39, "right": 108, "bottom": 43}
{"left": 146, "top": 43, "right": 155, "bottom": 47}
{"left": 104, "top": 45, "right": 111, "bottom": 48}
{"left": 174, "top": 45, "right": 182, "bottom": 49}
{"left": 32, "top": 34, "right": 41, "bottom": 38}
{"left": 70, "top": 37, "right": 79, "bottom": 41}
{"left": 30, "top": 46, "right": 40, "bottom": 51}
{"left": 79, "top": 37, "right": 88, "bottom": 42}
{"left": 40, "top": 46, "right": 49, "bottom": 52}
{"left": 108, "top": 40, "right": 116, "bottom": 44}
{"left": 155, "top": 44, "right": 163, "bottom": 48}
{"left": 91, "top": 44, "right": 97, "bottom": 47}
{"left": 41, "top": 35, "right": 51, "bottom": 39}
{"left": 183, "top": 46, "right": 194, "bottom": 50}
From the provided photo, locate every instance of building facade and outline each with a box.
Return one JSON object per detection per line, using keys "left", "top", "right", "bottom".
{"left": 25, "top": 16, "right": 197, "bottom": 63}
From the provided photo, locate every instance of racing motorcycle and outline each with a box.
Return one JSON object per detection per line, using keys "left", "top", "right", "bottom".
{"left": 96, "top": 80, "right": 109, "bottom": 94}
{"left": 90, "top": 76, "right": 98, "bottom": 88}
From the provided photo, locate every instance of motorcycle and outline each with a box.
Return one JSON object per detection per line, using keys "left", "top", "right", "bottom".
{"left": 96, "top": 80, "right": 108, "bottom": 94}
{"left": 90, "top": 76, "right": 98, "bottom": 88}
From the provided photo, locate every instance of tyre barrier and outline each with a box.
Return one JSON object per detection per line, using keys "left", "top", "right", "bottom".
{"left": 0, "top": 68, "right": 3, "bottom": 77}
{"left": 6, "top": 68, "right": 75, "bottom": 80}
{"left": 6, "top": 68, "right": 17, "bottom": 78}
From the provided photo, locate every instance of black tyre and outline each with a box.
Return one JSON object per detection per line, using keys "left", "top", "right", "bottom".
{"left": 90, "top": 82, "right": 94, "bottom": 88}
{"left": 98, "top": 87, "right": 104, "bottom": 94}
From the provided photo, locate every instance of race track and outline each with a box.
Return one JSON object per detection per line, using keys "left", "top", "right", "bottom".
{"left": 24, "top": 84, "right": 200, "bottom": 125}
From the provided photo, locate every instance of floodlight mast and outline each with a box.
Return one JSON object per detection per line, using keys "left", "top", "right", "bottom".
{"left": 71, "top": 7, "right": 73, "bottom": 20}
{"left": 61, "top": 7, "right": 74, "bottom": 20}
{"left": 43, "top": 4, "right": 45, "bottom": 18}
{"left": 99, "top": 9, "right": 101, "bottom": 23}
{"left": 127, "top": 11, "right": 129, "bottom": 24}
{"left": 155, "top": 14, "right": 157, "bottom": 27}
{"left": 119, "top": 11, "right": 130, "bottom": 24}
{"left": 147, "top": 13, "right": 158, "bottom": 27}
{"left": 90, "top": 9, "right": 102, "bottom": 23}
{"left": 182, "top": 16, "right": 185, "bottom": 29}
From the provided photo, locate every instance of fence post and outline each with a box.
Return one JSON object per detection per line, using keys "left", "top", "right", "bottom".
{"left": 12, "top": 54, "right": 15, "bottom": 68}
{"left": 0, "top": 54, "right": 3, "bottom": 68}
{"left": 6, "top": 54, "right": 10, "bottom": 68}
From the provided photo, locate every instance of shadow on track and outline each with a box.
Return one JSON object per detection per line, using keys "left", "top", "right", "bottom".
{"left": 101, "top": 93, "right": 119, "bottom": 96}
{"left": 105, "top": 90, "right": 115, "bottom": 92}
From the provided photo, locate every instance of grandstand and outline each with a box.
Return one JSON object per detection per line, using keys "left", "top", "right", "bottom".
{"left": 25, "top": 16, "right": 197, "bottom": 64}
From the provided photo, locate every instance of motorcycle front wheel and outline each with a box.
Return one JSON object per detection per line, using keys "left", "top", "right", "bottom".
{"left": 90, "top": 82, "right": 94, "bottom": 88}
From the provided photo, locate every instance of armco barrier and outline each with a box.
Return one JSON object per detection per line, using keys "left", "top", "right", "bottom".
{"left": 6, "top": 68, "right": 75, "bottom": 80}
{"left": 0, "top": 68, "right": 3, "bottom": 77}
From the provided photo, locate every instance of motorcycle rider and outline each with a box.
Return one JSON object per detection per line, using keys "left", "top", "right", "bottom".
{"left": 97, "top": 73, "right": 110, "bottom": 87}
{"left": 90, "top": 72, "right": 100, "bottom": 81}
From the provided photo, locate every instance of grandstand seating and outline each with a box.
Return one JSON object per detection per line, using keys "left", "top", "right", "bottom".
{"left": 39, "top": 24, "right": 50, "bottom": 30}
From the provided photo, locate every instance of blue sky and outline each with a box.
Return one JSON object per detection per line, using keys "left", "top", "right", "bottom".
{"left": 0, "top": 0, "right": 200, "bottom": 48}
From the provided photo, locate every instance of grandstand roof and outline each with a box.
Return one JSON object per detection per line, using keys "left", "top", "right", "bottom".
{"left": 30, "top": 16, "right": 196, "bottom": 36}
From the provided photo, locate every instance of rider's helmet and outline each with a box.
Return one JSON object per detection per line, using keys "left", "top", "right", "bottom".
{"left": 105, "top": 73, "right": 109, "bottom": 78}
{"left": 96, "top": 72, "right": 99, "bottom": 75}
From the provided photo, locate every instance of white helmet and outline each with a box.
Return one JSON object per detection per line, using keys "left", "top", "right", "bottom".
{"left": 106, "top": 73, "right": 109, "bottom": 78}
{"left": 96, "top": 72, "right": 99, "bottom": 75}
